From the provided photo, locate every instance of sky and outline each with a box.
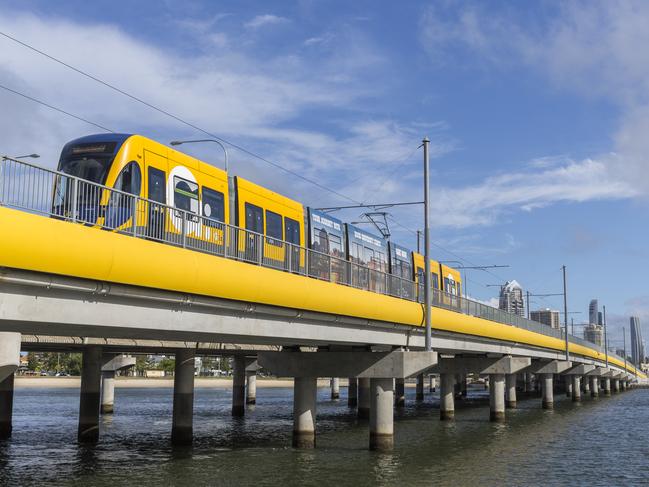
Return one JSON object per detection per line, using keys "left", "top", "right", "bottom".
{"left": 0, "top": 0, "right": 647, "bottom": 349}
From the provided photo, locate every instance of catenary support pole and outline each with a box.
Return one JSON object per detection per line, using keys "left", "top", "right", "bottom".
{"left": 423, "top": 137, "right": 432, "bottom": 352}
{"left": 171, "top": 348, "right": 195, "bottom": 446}
{"left": 78, "top": 346, "right": 102, "bottom": 443}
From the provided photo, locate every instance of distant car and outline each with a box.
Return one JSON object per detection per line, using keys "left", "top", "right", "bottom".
{"left": 40, "top": 371, "right": 48, "bottom": 376}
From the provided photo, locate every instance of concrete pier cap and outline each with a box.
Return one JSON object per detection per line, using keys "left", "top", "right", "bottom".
{"left": 257, "top": 350, "right": 438, "bottom": 379}
{"left": 0, "top": 332, "right": 21, "bottom": 382}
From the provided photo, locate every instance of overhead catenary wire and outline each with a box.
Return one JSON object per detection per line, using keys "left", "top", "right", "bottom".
{"left": 0, "top": 29, "right": 359, "bottom": 205}
{"left": 0, "top": 83, "right": 115, "bottom": 133}
{"left": 2, "top": 30, "right": 560, "bottom": 297}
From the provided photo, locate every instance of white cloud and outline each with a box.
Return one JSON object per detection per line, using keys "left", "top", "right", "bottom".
{"left": 419, "top": 1, "right": 649, "bottom": 199}
{"left": 244, "top": 14, "right": 288, "bottom": 30}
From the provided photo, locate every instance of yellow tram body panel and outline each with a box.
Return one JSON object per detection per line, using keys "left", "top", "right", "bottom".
{"left": 0, "top": 207, "right": 644, "bottom": 379}
{"left": 96, "top": 134, "right": 230, "bottom": 244}
{"left": 413, "top": 252, "right": 441, "bottom": 289}
{"left": 234, "top": 176, "right": 305, "bottom": 265}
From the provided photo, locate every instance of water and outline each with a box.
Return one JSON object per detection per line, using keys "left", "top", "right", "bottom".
{"left": 1, "top": 385, "right": 648, "bottom": 486}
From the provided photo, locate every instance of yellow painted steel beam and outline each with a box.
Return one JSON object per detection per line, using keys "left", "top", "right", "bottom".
{"left": 0, "top": 207, "right": 644, "bottom": 378}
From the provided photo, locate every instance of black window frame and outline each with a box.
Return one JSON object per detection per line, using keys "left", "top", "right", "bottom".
{"left": 173, "top": 175, "right": 199, "bottom": 214}
{"left": 284, "top": 217, "right": 301, "bottom": 245}
{"left": 202, "top": 186, "right": 225, "bottom": 225}
{"left": 244, "top": 202, "right": 264, "bottom": 234}
{"left": 147, "top": 167, "right": 166, "bottom": 204}
{"left": 265, "top": 209, "right": 283, "bottom": 247}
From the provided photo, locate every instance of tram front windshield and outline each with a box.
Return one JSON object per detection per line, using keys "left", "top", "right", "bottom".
{"left": 53, "top": 142, "right": 117, "bottom": 218}
{"left": 57, "top": 142, "right": 117, "bottom": 184}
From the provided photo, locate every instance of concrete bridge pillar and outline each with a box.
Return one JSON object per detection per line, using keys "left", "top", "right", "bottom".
{"left": 100, "top": 370, "right": 115, "bottom": 414}
{"left": 440, "top": 373, "right": 455, "bottom": 420}
{"left": 0, "top": 373, "right": 15, "bottom": 439}
{"left": 583, "top": 376, "right": 591, "bottom": 395}
{"left": 603, "top": 377, "right": 612, "bottom": 397}
{"left": 395, "top": 378, "right": 405, "bottom": 408}
{"left": 489, "top": 374, "right": 505, "bottom": 421}
{"left": 358, "top": 378, "right": 370, "bottom": 419}
{"left": 429, "top": 374, "right": 436, "bottom": 392}
{"left": 416, "top": 373, "right": 425, "bottom": 401}
{"left": 0, "top": 332, "right": 20, "bottom": 440}
{"left": 565, "top": 375, "right": 573, "bottom": 398}
{"left": 613, "top": 378, "right": 620, "bottom": 393}
{"left": 524, "top": 373, "right": 534, "bottom": 393}
{"left": 590, "top": 376, "right": 599, "bottom": 398}
{"left": 78, "top": 346, "right": 103, "bottom": 443}
{"left": 232, "top": 355, "right": 246, "bottom": 416}
{"left": 293, "top": 377, "right": 317, "bottom": 448}
{"left": 572, "top": 376, "right": 581, "bottom": 402}
{"left": 171, "top": 348, "right": 195, "bottom": 446}
{"left": 330, "top": 378, "right": 340, "bottom": 400}
{"left": 369, "top": 378, "right": 394, "bottom": 451}
{"left": 348, "top": 377, "right": 358, "bottom": 407}
{"left": 505, "top": 373, "right": 517, "bottom": 408}
{"left": 541, "top": 374, "right": 554, "bottom": 409}
{"left": 246, "top": 370, "right": 257, "bottom": 405}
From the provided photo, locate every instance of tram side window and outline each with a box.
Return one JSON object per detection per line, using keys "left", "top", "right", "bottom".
{"left": 285, "top": 217, "right": 300, "bottom": 245}
{"left": 328, "top": 234, "right": 343, "bottom": 257}
{"left": 174, "top": 176, "right": 199, "bottom": 214}
{"left": 202, "top": 187, "right": 225, "bottom": 224}
{"left": 114, "top": 162, "right": 142, "bottom": 195}
{"left": 445, "top": 278, "right": 456, "bottom": 295}
{"left": 432, "top": 273, "right": 439, "bottom": 290}
{"left": 148, "top": 167, "right": 166, "bottom": 204}
{"left": 265, "top": 210, "right": 283, "bottom": 246}
{"left": 245, "top": 203, "right": 264, "bottom": 234}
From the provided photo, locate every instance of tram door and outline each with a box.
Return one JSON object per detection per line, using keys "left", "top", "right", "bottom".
{"left": 245, "top": 202, "right": 263, "bottom": 262}
{"left": 144, "top": 149, "right": 168, "bottom": 240}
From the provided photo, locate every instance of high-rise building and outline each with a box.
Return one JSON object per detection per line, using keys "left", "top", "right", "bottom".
{"left": 598, "top": 311, "right": 603, "bottom": 326}
{"left": 499, "top": 280, "right": 524, "bottom": 317}
{"left": 583, "top": 323, "right": 604, "bottom": 347}
{"left": 589, "top": 299, "right": 599, "bottom": 325}
{"left": 630, "top": 316, "right": 645, "bottom": 366}
{"left": 531, "top": 308, "right": 560, "bottom": 329}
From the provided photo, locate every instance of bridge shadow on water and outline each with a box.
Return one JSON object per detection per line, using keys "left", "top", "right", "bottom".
{"left": 1, "top": 385, "right": 648, "bottom": 486}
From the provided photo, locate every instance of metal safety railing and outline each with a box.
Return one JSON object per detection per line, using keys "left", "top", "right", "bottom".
{"left": 0, "top": 156, "right": 628, "bottom": 366}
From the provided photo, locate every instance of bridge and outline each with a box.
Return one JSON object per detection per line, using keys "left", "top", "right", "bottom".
{"left": 0, "top": 156, "right": 643, "bottom": 450}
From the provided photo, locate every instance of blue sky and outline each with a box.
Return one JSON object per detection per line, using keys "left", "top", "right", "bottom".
{"left": 1, "top": 1, "right": 647, "bottom": 347}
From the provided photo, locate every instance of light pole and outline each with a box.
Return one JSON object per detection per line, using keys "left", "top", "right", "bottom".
{"left": 623, "top": 326, "right": 627, "bottom": 372}
{"left": 423, "top": 137, "right": 432, "bottom": 352}
{"left": 603, "top": 305, "right": 608, "bottom": 367}
{"left": 562, "top": 265, "right": 569, "bottom": 361}
{"left": 170, "top": 139, "right": 229, "bottom": 172}
{"left": 15, "top": 153, "right": 40, "bottom": 159}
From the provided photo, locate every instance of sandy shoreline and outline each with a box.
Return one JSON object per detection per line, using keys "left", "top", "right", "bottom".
{"left": 15, "top": 377, "right": 423, "bottom": 389}
{"left": 15, "top": 377, "right": 340, "bottom": 389}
